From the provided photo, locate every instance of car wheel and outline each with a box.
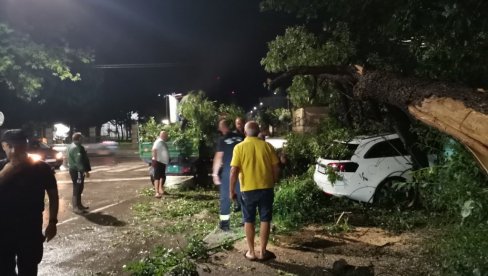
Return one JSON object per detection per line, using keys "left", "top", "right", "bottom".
{"left": 373, "top": 177, "right": 415, "bottom": 208}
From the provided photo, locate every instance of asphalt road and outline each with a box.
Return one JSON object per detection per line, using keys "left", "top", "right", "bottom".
{"left": 38, "top": 152, "right": 192, "bottom": 275}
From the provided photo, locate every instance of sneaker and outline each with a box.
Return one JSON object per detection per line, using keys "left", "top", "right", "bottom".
{"left": 219, "top": 220, "right": 230, "bottom": 232}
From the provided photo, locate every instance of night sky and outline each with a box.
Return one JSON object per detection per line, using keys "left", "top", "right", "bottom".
{"left": 0, "top": 0, "right": 293, "bottom": 123}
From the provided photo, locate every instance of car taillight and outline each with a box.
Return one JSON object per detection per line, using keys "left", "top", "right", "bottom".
{"left": 328, "top": 163, "right": 345, "bottom": 172}
{"left": 182, "top": 167, "right": 191, "bottom": 174}
{"left": 326, "top": 162, "right": 359, "bottom": 173}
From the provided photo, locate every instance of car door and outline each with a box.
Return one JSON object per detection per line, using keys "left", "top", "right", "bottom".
{"left": 363, "top": 138, "right": 412, "bottom": 184}
{"left": 346, "top": 138, "right": 412, "bottom": 202}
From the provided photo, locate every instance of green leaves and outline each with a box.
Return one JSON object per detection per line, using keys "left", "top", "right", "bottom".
{"left": 261, "top": 0, "right": 488, "bottom": 86}
{"left": 179, "top": 90, "right": 218, "bottom": 142}
{"left": 0, "top": 23, "right": 93, "bottom": 100}
{"left": 261, "top": 25, "right": 355, "bottom": 107}
{"left": 461, "top": 200, "right": 475, "bottom": 220}
{"left": 261, "top": 25, "right": 354, "bottom": 73}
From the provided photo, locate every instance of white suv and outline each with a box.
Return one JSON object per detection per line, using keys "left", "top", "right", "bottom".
{"left": 313, "top": 134, "right": 414, "bottom": 204}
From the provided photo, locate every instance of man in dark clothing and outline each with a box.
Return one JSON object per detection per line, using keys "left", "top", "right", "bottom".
{"left": 232, "top": 117, "right": 246, "bottom": 212}
{"left": 0, "top": 129, "right": 59, "bottom": 275}
{"left": 66, "top": 132, "right": 91, "bottom": 214}
{"left": 234, "top": 117, "right": 245, "bottom": 138}
{"left": 212, "top": 119, "right": 243, "bottom": 231}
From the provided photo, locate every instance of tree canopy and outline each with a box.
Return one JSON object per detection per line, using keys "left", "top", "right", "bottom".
{"left": 261, "top": 0, "right": 488, "bottom": 173}
{"left": 261, "top": 0, "right": 488, "bottom": 86}
{"left": 0, "top": 23, "right": 92, "bottom": 101}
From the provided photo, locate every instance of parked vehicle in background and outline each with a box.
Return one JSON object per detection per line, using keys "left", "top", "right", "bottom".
{"left": 53, "top": 141, "right": 118, "bottom": 157}
{"left": 314, "top": 134, "right": 416, "bottom": 205}
{"left": 265, "top": 137, "right": 287, "bottom": 150}
{"left": 27, "top": 139, "right": 63, "bottom": 169}
{"left": 139, "top": 141, "right": 198, "bottom": 176}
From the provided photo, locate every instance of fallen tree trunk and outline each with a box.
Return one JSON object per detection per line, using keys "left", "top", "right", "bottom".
{"left": 354, "top": 71, "right": 488, "bottom": 174}
{"left": 270, "top": 67, "right": 488, "bottom": 174}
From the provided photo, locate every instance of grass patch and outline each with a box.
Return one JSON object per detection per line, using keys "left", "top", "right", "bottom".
{"left": 133, "top": 187, "right": 244, "bottom": 237}
{"left": 128, "top": 187, "right": 242, "bottom": 275}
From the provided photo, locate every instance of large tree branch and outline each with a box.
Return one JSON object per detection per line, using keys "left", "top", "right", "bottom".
{"left": 268, "top": 65, "right": 359, "bottom": 90}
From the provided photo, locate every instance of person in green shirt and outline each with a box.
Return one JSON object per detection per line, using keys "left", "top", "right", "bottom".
{"left": 66, "top": 132, "right": 91, "bottom": 214}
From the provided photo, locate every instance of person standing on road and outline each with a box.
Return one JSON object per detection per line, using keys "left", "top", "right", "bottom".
{"left": 212, "top": 119, "right": 243, "bottom": 231}
{"left": 230, "top": 121, "right": 280, "bottom": 261}
{"left": 152, "top": 131, "right": 169, "bottom": 198}
{"left": 0, "top": 129, "right": 59, "bottom": 275}
{"left": 232, "top": 117, "right": 246, "bottom": 213}
{"left": 67, "top": 132, "right": 91, "bottom": 214}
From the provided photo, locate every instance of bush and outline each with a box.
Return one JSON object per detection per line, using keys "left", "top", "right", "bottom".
{"left": 412, "top": 128, "right": 488, "bottom": 273}
{"left": 283, "top": 118, "right": 354, "bottom": 176}
{"left": 273, "top": 170, "right": 332, "bottom": 230}
{"left": 433, "top": 224, "right": 488, "bottom": 275}
{"left": 417, "top": 141, "right": 488, "bottom": 225}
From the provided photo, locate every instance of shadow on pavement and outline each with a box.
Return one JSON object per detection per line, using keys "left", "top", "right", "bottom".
{"left": 82, "top": 212, "right": 126, "bottom": 227}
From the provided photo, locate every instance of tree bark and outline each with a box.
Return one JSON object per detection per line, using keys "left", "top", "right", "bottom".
{"left": 355, "top": 71, "right": 488, "bottom": 174}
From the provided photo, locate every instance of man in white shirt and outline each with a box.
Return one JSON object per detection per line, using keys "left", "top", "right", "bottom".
{"left": 151, "top": 131, "right": 169, "bottom": 198}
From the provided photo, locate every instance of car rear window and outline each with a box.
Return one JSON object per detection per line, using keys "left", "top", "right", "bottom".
{"left": 364, "top": 138, "right": 408, "bottom": 159}
{"left": 322, "top": 143, "right": 358, "bottom": 160}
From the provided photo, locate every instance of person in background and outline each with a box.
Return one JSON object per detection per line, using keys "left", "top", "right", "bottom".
{"left": 230, "top": 121, "right": 280, "bottom": 261}
{"left": 0, "top": 129, "right": 59, "bottom": 275}
{"left": 232, "top": 117, "right": 246, "bottom": 212}
{"left": 212, "top": 119, "right": 243, "bottom": 231}
{"left": 234, "top": 117, "right": 245, "bottom": 138}
{"left": 67, "top": 132, "right": 91, "bottom": 214}
{"left": 152, "top": 131, "right": 169, "bottom": 198}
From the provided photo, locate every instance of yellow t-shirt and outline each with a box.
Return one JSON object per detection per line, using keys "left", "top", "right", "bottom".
{"left": 230, "top": 137, "right": 279, "bottom": 192}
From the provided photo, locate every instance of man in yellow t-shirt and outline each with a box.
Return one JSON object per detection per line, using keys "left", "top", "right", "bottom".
{"left": 230, "top": 121, "right": 279, "bottom": 262}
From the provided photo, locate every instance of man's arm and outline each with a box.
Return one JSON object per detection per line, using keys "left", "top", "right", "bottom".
{"left": 44, "top": 187, "right": 59, "bottom": 242}
{"left": 229, "top": 166, "right": 240, "bottom": 200}
{"left": 0, "top": 162, "right": 15, "bottom": 185}
{"left": 212, "top": 152, "right": 223, "bottom": 185}
{"left": 272, "top": 164, "right": 280, "bottom": 184}
{"left": 81, "top": 146, "right": 91, "bottom": 172}
{"left": 151, "top": 142, "right": 159, "bottom": 167}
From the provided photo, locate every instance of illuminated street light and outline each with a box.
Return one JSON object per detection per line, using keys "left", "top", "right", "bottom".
{"left": 259, "top": 102, "right": 263, "bottom": 106}
{"left": 253, "top": 106, "right": 257, "bottom": 110}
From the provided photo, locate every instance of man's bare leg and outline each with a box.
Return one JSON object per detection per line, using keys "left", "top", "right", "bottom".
{"left": 159, "top": 178, "right": 165, "bottom": 195}
{"left": 245, "top": 222, "right": 256, "bottom": 259}
{"left": 259, "top": 221, "right": 271, "bottom": 257}
{"left": 154, "top": 179, "right": 161, "bottom": 197}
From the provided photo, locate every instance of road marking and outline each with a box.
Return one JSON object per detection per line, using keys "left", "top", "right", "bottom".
{"left": 57, "top": 164, "right": 148, "bottom": 175}
{"left": 57, "top": 176, "right": 149, "bottom": 184}
{"left": 134, "top": 166, "right": 151, "bottom": 172}
{"left": 57, "top": 202, "right": 122, "bottom": 226}
{"left": 110, "top": 164, "right": 147, "bottom": 173}
{"left": 89, "top": 166, "right": 114, "bottom": 173}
